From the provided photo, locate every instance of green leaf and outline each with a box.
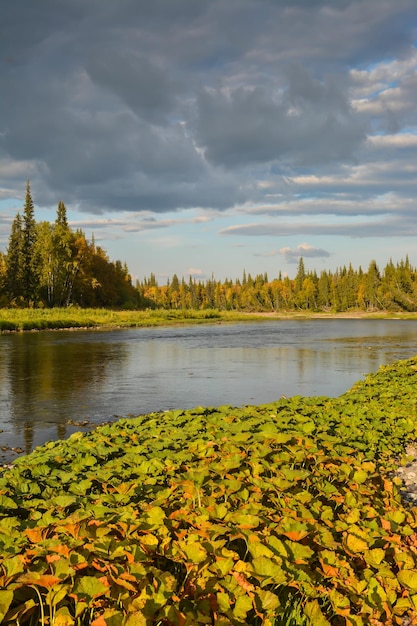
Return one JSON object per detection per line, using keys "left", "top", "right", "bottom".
{"left": 217, "top": 591, "right": 231, "bottom": 613}
{"left": 233, "top": 595, "right": 253, "bottom": 621}
{"left": 225, "top": 512, "right": 260, "bottom": 528}
{"left": 72, "top": 576, "right": 109, "bottom": 603}
{"left": 69, "top": 478, "right": 92, "bottom": 495}
{"left": 179, "top": 538, "right": 208, "bottom": 564}
{"left": 367, "top": 577, "right": 387, "bottom": 610}
{"left": 251, "top": 556, "right": 287, "bottom": 584}
{"left": 53, "top": 606, "right": 75, "bottom": 626}
{"left": 304, "top": 599, "right": 331, "bottom": 625}
{"left": 0, "top": 590, "right": 14, "bottom": 621}
{"left": 51, "top": 495, "right": 77, "bottom": 508}
{"left": 145, "top": 505, "right": 166, "bottom": 527}
{"left": 329, "top": 589, "right": 350, "bottom": 615}
{"left": 352, "top": 469, "right": 368, "bottom": 484}
{"left": 255, "top": 589, "right": 280, "bottom": 612}
{"left": 0, "top": 495, "right": 18, "bottom": 509}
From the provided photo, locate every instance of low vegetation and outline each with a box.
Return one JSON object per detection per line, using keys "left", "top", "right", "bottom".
{"left": 1, "top": 357, "right": 417, "bottom": 624}
{"left": 0, "top": 307, "right": 268, "bottom": 332}
{"left": 1, "top": 306, "right": 417, "bottom": 333}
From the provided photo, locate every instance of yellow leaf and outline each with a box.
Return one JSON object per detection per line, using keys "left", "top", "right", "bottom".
{"left": 304, "top": 599, "right": 331, "bottom": 625}
{"left": 364, "top": 548, "right": 385, "bottom": 568}
{"left": 233, "top": 595, "right": 253, "bottom": 621}
{"left": 0, "top": 590, "right": 13, "bottom": 621}
{"left": 398, "top": 569, "right": 417, "bottom": 592}
{"left": 54, "top": 607, "right": 75, "bottom": 626}
{"left": 124, "top": 611, "right": 147, "bottom": 626}
{"left": 251, "top": 556, "right": 287, "bottom": 584}
{"left": 344, "top": 533, "right": 368, "bottom": 553}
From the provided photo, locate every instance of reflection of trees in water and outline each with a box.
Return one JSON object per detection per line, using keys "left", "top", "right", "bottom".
{"left": 7, "top": 333, "right": 125, "bottom": 454}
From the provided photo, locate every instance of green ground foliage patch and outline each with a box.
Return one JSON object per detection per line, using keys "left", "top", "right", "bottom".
{"left": 1, "top": 358, "right": 417, "bottom": 625}
{"left": 0, "top": 307, "right": 264, "bottom": 332}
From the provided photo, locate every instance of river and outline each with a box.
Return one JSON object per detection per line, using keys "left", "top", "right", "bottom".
{"left": 1, "top": 318, "right": 417, "bottom": 462}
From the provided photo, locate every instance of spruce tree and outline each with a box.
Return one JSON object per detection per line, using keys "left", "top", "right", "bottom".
{"left": 6, "top": 212, "right": 24, "bottom": 301}
{"left": 56, "top": 200, "right": 68, "bottom": 228}
{"left": 21, "top": 180, "right": 39, "bottom": 303}
{"left": 53, "top": 201, "right": 73, "bottom": 306}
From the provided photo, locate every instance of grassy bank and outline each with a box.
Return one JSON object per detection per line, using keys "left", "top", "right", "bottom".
{"left": 0, "top": 308, "right": 268, "bottom": 332}
{"left": 1, "top": 357, "right": 417, "bottom": 624}
{"left": 1, "top": 307, "right": 417, "bottom": 332}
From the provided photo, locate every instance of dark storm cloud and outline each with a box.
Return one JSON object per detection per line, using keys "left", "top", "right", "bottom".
{"left": 0, "top": 0, "right": 416, "bottom": 219}
{"left": 195, "top": 66, "right": 366, "bottom": 168}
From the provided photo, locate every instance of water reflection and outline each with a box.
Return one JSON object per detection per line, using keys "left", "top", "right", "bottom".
{"left": 1, "top": 332, "right": 128, "bottom": 455}
{"left": 1, "top": 319, "right": 417, "bottom": 462}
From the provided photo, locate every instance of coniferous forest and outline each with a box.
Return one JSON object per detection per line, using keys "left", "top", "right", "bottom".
{"left": 1, "top": 182, "right": 417, "bottom": 312}
{"left": 0, "top": 182, "right": 140, "bottom": 309}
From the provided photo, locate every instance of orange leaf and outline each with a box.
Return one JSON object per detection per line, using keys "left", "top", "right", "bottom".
{"left": 25, "top": 528, "right": 44, "bottom": 543}
{"left": 320, "top": 562, "right": 339, "bottom": 578}
{"left": 50, "top": 544, "right": 71, "bottom": 558}
{"left": 46, "top": 554, "right": 61, "bottom": 564}
{"left": 20, "top": 573, "right": 61, "bottom": 588}
{"left": 111, "top": 576, "right": 137, "bottom": 592}
{"left": 281, "top": 530, "right": 309, "bottom": 541}
{"left": 232, "top": 571, "right": 255, "bottom": 593}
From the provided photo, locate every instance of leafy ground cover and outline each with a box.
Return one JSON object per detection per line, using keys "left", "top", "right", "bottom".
{"left": 1, "top": 357, "right": 417, "bottom": 625}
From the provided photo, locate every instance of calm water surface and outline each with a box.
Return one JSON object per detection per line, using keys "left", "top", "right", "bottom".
{"left": 1, "top": 319, "right": 416, "bottom": 460}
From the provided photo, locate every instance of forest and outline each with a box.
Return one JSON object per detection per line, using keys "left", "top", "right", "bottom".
{"left": 0, "top": 182, "right": 140, "bottom": 309}
{"left": 1, "top": 182, "right": 417, "bottom": 312}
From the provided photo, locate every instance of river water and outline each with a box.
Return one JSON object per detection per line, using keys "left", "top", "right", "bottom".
{"left": 1, "top": 318, "right": 417, "bottom": 461}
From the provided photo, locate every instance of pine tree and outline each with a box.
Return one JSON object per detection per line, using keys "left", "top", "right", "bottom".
{"left": 56, "top": 200, "right": 68, "bottom": 228}
{"left": 6, "top": 212, "right": 24, "bottom": 301}
{"left": 21, "top": 180, "right": 39, "bottom": 303}
{"left": 53, "top": 201, "right": 73, "bottom": 306}
{"left": 0, "top": 252, "right": 7, "bottom": 305}
{"left": 295, "top": 257, "right": 306, "bottom": 292}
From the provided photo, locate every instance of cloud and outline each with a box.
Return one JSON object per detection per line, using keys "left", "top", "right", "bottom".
{"left": 220, "top": 214, "right": 417, "bottom": 238}
{"left": 0, "top": 0, "right": 415, "bottom": 250}
{"left": 187, "top": 268, "right": 204, "bottom": 278}
{"left": 194, "top": 65, "right": 366, "bottom": 169}
{"left": 279, "top": 243, "right": 331, "bottom": 263}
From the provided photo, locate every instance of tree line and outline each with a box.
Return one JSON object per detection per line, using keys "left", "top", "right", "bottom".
{"left": 1, "top": 182, "right": 417, "bottom": 312}
{"left": 0, "top": 182, "right": 140, "bottom": 308}
{"left": 137, "top": 256, "right": 417, "bottom": 313}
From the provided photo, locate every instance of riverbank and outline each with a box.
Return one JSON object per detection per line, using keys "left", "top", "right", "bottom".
{"left": 1, "top": 306, "right": 417, "bottom": 333}
{"left": 1, "top": 356, "right": 417, "bottom": 624}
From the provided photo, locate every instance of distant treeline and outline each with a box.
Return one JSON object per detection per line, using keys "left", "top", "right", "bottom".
{"left": 0, "top": 182, "right": 140, "bottom": 308}
{"left": 137, "top": 255, "right": 417, "bottom": 313}
{"left": 1, "top": 183, "right": 417, "bottom": 312}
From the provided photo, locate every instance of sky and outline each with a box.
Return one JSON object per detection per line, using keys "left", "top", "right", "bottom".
{"left": 0, "top": 0, "right": 416, "bottom": 283}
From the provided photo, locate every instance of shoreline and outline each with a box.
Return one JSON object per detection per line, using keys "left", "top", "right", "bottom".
{"left": 1, "top": 308, "right": 417, "bottom": 334}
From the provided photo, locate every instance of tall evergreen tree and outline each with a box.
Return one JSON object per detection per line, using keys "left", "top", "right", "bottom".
{"left": 295, "top": 257, "right": 306, "bottom": 291}
{"left": 56, "top": 200, "right": 68, "bottom": 228}
{"left": 6, "top": 212, "right": 24, "bottom": 301}
{"left": 21, "top": 180, "right": 39, "bottom": 303}
{"left": 53, "top": 201, "right": 73, "bottom": 306}
{"left": 0, "top": 252, "right": 7, "bottom": 305}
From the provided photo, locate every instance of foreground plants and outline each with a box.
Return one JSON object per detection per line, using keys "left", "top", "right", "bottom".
{"left": 1, "top": 358, "right": 417, "bottom": 625}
